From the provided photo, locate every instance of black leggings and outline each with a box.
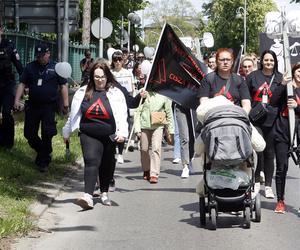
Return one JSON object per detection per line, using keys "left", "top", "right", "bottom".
{"left": 274, "top": 141, "right": 289, "bottom": 201}
{"left": 80, "top": 133, "right": 116, "bottom": 194}
{"left": 255, "top": 126, "right": 275, "bottom": 186}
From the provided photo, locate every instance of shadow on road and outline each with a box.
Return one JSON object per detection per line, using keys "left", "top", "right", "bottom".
{"left": 48, "top": 225, "right": 97, "bottom": 232}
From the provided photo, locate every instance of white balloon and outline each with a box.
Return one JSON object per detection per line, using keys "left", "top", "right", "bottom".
{"left": 133, "top": 44, "right": 139, "bottom": 52}
{"left": 55, "top": 62, "right": 72, "bottom": 78}
{"left": 107, "top": 47, "right": 116, "bottom": 61}
{"left": 143, "top": 46, "right": 155, "bottom": 59}
{"left": 141, "top": 60, "right": 152, "bottom": 75}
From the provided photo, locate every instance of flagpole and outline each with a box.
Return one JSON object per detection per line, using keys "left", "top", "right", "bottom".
{"left": 236, "top": 44, "right": 244, "bottom": 74}
{"left": 125, "top": 22, "right": 168, "bottom": 154}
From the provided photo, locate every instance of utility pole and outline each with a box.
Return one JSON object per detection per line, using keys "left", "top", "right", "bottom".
{"left": 57, "top": 0, "right": 62, "bottom": 62}
{"left": 99, "top": 0, "right": 104, "bottom": 58}
{"left": 62, "top": 0, "right": 69, "bottom": 62}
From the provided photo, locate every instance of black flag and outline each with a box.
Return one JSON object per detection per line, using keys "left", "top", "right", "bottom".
{"left": 145, "top": 23, "right": 208, "bottom": 110}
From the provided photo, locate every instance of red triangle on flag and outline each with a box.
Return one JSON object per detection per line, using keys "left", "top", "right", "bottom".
{"left": 150, "top": 58, "right": 167, "bottom": 84}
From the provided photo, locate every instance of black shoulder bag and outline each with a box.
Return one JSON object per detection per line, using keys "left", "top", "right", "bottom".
{"left": 249, "top": 74, "right": 275, "bottom": 123}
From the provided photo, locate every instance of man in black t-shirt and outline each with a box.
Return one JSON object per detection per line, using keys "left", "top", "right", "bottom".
{"left": 80, "top": 49, "right": 94, "bottom": 86}
{"left": 14, "top": 43, "right": 69, "bottom": 172}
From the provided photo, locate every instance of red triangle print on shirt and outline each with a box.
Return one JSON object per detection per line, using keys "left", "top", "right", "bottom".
{"left": 253, "top": 82, "right": 273, "bottom": 102}
{"left": 214, "top": 86, "right": 234, "bottom": 102}
{"left": 85, "top": 98, "right": 110, "bottom": 120}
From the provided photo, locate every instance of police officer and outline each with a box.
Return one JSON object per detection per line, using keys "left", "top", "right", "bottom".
{"left": 14, "top": 43, "right": 69, "bottom": 172}
{"left": 0, "top": 24, "right": 23, "bottom": 149}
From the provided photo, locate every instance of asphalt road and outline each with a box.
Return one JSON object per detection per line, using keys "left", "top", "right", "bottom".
{"left": 13, "top": 145, "right": 300, "bottom": 250}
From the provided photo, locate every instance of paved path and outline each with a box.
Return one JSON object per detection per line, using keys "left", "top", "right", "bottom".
{"left": 13, "top": 145, "right": 300, "bottom": 250}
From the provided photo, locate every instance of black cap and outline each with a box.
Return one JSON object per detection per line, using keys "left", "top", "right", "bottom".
{"left": 35, "top": 43, "right": 50, "bottom": 56}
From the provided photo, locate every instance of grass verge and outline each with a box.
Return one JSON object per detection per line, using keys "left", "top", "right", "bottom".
{"left": 0, "top": 114, "right": 81, "bottom": 241}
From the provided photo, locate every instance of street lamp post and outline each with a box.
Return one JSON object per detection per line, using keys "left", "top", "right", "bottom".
{"left": 236, "top": 0, "right": 247, "bottom": 54}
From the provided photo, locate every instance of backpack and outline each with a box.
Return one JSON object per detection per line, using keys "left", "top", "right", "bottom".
{"left": 201, "top": 105, "right": 252, "bottom": 166}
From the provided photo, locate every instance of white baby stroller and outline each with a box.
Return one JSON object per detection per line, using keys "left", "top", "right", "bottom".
{"left": 198, "top": 104, "right": 261, "bottom": 230}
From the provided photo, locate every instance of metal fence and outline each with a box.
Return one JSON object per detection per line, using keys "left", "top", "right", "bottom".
{"left": 4, "top": 31, "right": 98, "bottom": 83}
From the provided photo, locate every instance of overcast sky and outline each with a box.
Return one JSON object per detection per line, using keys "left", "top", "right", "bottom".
{"left": 188, "top": 0, "right": 299, "bottom": 12}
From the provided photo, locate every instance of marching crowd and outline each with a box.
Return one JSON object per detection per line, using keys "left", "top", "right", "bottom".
{"left": 1, "top": 23, "right": 300, "bottom": 214}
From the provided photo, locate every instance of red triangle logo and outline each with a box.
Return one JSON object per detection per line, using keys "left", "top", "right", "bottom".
{"left": 150, "top": 58, "right": 166, "bottom": 84}
{"left": 85, "top": 98, "right": 110, "bottom": 119}
{"left": 214, "top": 86, "right": 234, "bottom": 102}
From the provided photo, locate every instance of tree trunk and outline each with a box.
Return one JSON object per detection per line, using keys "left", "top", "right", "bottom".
{"left": 82, "top": 0, "right": 91, "bottom": 46}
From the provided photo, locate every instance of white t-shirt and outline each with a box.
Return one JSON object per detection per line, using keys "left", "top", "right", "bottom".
{"left": 111, "top": 68, "right": 134, "bottom": 93}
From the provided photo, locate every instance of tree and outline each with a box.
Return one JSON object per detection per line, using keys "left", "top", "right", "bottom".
{"left": 82, "top": 0, "right": 92, "bottom": 46}
{"left": 202, "top": 0, "right": 277, "bottom": 54}
{"left": 144, "top": 0, "right": 205, "bottom": 47}
{"left": 71, "top": 0, "right": 148, "bottom": 49}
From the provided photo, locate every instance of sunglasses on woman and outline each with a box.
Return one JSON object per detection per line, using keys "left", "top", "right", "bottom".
{"left": 113, "top": 57, "right": 123, "bottom": 62}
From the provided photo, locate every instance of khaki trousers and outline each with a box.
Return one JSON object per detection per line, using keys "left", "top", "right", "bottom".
{"left": 140, "top": 127, "right": 163, "bottom": 177}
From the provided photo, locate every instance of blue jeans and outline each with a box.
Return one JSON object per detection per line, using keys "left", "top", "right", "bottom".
{"left": 173, "top": 110, "right": 181, "bottom": 159}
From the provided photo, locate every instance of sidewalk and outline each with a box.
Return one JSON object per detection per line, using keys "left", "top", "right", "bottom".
{"left": 28, "top": 157, "right": 84, "bottom": 219}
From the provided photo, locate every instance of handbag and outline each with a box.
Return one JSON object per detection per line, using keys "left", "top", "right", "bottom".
{"left": 249, "top": 102, "right": 268, "bottom": 122}
{"left": 249, "top": 74, "right": 276, "bottom": 124}
{"left": 151, "top": 111, "right": 168, "bottom": 125}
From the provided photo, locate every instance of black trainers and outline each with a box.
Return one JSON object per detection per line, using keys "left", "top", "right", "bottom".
{"left": 39, "top": 164, "right": 49, "bottom": 173}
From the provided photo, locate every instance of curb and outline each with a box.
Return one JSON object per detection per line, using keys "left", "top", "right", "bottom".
{"left": 29, "top": 158, "right": 84, "bottom": 219}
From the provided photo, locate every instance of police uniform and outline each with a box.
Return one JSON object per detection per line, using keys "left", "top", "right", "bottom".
{"left": 19, "top": 44, "right": 68, "bottom": 170}
{"left": 0, "top": 36, "right": 23, "bottom": 148}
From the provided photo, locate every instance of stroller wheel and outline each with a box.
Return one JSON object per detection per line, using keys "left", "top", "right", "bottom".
{"left": 244, "top": 206, "right": 251, "bottom": 229}
{"left": 210, "top": 208, "right": 217, "bottom": 230}
{"left": 199, "top": 197, "right": 206, "bottom": 226}
{"left": 254, "top": 193, "right": 261, "bottom": 222}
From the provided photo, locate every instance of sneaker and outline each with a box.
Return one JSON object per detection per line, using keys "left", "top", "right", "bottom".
{"left": 100, "top": 192, "right": 112, "bottom": 206}
{"left": 181, "top": 165, "right": 189, "bottom": 178}
{"left": 128, "top": 140, "right": 135, "bottom": 152}
{"left": 76, "top": 193, "right": 93, "bottom": 210}
{"left": 260, "top": 171, "right": 265, "bottom": 183}
{"left": 128, "top": 145, "right": 135, "bottom": 152}
{"left": 265, "top": 186, "right": 275, "bottom": 199}
{"left": 172, "top": 158, "right": 181, "bottom": 164}
{"left": 39, "top": 165, "right": 49, "bottom": 173}
{"left": 117, "top": 154, "right": 124, "bottom": 164}
{"left": 109, "top": 179, "right": 116, "bottom": 192}
{"left": 274, "top": 200, "right": 285, "bottom": 214}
